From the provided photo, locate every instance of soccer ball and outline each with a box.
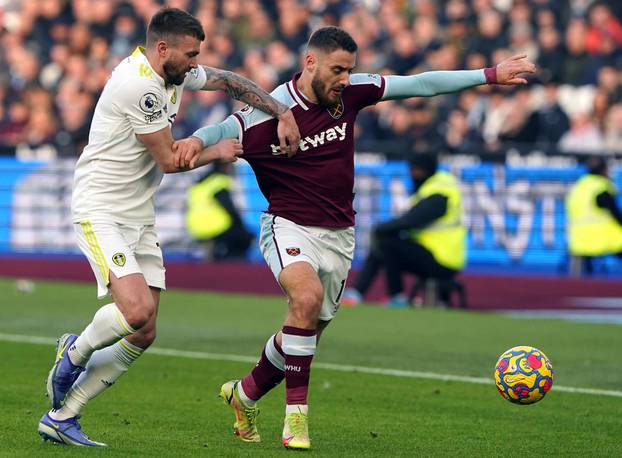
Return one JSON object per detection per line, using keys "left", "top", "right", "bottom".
{"left": 494, "top": 346, "right": 553, "bottom": 405}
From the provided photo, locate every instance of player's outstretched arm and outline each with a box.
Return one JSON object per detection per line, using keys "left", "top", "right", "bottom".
{"left": 138, "top": 126, "right": 242, "bottom": 173}
{"left": 200, "top": 66, "right": 300, "bottom": 156}
{"left": 381, "top": 54, "right": 536, "bottom": 101}
{"left": 173, "top": 116, "right": 240, "bottom": 169}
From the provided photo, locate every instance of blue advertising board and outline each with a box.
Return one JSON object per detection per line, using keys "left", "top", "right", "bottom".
{"left": 2, "top": 157, "right": 621, "bottom": 275}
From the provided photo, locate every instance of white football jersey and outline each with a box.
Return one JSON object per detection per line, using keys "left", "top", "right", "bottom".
{"left": 72, "top": 47, "right": 207, "bottom": 224}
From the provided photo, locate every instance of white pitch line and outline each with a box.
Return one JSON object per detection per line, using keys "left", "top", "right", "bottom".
{"left": 2, "top": 332, "right": 621, "bottom": 398}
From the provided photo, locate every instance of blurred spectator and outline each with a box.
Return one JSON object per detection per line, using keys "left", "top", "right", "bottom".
{"left": 16, "top": 108, "right": 58, "bottom": 161}
{"left": 508, "top": 21, "right": 538, "bottom": 61}
{"left": 407, "top": 101, "right": 443, "bottom": 155}
{"left": 265, "top": 41, "right": 297, "bottom": 84}
{"left": 597, "top": 66, "right": 622, "bottom": 103}
{"left": 536, "top": 26, "right": 565, "bottom": 84}
{"left": 536, "top": 82, "right": 571, "bottom": 147}
{"left": 498, "top": 86, "right": 539, "bottom": 145}
{"left": 586, "top": 3, "right": 622, "bottom": 56}
{"left": 561, "top": 18, "right": 600, "bottom": 85}
{"left": 386, "top": 30, "right": 420, "bottom": 74}
{"left": 593, "top": 88, "right": 612, "bottom": 130}
{"left": 559, "top": 111, "right": 606, "bottom": 154}
{"left": 441, "top": 107, "right": 483, "bottom": 154}
{"left": 604, "top": 104, "right": 622, "bottom": 153}
{"left": 109, "top": 7, "right": 143, "bottom": 58}
{"left": 482, "top": 87, "right": 513, "bottom": 151}
{"left": 0, "top": 100, "right": 29, "bottom": 147}
{"left": 468, "top": 9, "right": 507, "bottom": 61}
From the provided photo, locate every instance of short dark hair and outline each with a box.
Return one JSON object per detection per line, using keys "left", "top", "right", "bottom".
{"left": 409, "top": 154, "right": 438, "bottom": 174}
{"left": 146, "top": 7, "right": 205, "bottom": 47}
{"left": 307, "top": 26, "right": 357, "bottom": 53}
{"left": 586, "top": 155, "right": 607, "bottom": 175}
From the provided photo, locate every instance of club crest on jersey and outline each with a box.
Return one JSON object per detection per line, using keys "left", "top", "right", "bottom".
{"left": 139, "top": 92, "right": 160, "bottom": 113}
{"left": 286, "top": 247, "right": 301, "bottom": 256}
{"left": 112, "top": 253, "right": 126, "bottom": 267}
{"left": 327, "top": 98, "right": 344, "bottom": 119}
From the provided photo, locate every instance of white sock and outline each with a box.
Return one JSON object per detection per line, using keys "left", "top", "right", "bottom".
{"left": 68, "top": 303, "right": 135, "bottom": 367}
{"left": 265, "top": 334, "right": 285, "bottom": 370}
{"left": 286, "top": 404, "right": 308, "bottom": 415}
{"left": 236, "top": 381, "right": 256, "bottom": 407}
{"left": 49, "top": 338, "right": 144, "bottom": 421}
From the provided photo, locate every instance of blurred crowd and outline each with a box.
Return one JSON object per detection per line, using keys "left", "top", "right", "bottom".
{"left": 1, "top": 0, "right": 622, "bottom": 161}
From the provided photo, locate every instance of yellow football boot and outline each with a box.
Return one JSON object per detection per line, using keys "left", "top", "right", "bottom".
{"left": 219, "top": 380, "right": 260, "bottom": 443}
{"left": 281, "top": 409, "right": 310, "bottom": 450}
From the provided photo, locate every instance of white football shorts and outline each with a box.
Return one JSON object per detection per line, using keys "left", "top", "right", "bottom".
{"left": 259, "top": 213, "right": 355, "bottom": 321}
{"left": 74, "top": 220, "right": 166, "bottom": 298}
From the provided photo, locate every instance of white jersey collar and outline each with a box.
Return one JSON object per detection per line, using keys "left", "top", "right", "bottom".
{"left": 131, "top": 46, "right": 165, "bottom": 86}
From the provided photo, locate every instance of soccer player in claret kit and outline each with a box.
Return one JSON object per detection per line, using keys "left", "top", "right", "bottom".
{"left": 37, "top": 7, "right": 300, "bottom": 447}
{"left": 176, "top": 26, "right": 535, "bottom": 450}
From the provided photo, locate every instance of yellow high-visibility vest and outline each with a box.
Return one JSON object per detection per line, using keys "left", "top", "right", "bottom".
{"left": 409, "top": 171, "right": 466, "bottom": 270}
{"left": 566, "top": 174, "right": 622, "bottom": 256}
{"left": 186, "top": 173, "right": 233, "bottom": 239}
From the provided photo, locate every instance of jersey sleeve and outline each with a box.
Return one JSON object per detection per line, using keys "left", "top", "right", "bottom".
{"left": 231, "top": 104, "right": 275, "bottom": 142}
{"left": 347, "top": 73, "right": 387, "bottom": 110}
{"left": 183, "top": 65, "right": 207, "bottom": 91}
{"left": 115, "top": 79, "right": 168, "bottom": 135}
{"left": 381, "top": 70, "right": 486, "bottom": 100}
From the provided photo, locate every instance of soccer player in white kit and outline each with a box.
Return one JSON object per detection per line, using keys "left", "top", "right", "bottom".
{"left": 38, "top": 8, "right": 300, "bottom": 447}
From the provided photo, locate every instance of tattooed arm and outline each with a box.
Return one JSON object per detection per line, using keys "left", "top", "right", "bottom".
{"left": 200, "top": 65, "right": 300, "bottom": 156}
{"left": 201, "top": 66, "right": 286, "bottom": 116}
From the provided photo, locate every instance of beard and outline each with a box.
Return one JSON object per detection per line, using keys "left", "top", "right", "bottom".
{"left": 311, "top": 75, "right": 341, "bottom": 108}
{"left": 163, "top": 60, "right": 187, "bottom": 86}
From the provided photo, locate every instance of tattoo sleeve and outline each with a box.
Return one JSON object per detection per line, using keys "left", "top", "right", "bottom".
{"left": 201, "top": 65, "right": 288, "bottom": 117}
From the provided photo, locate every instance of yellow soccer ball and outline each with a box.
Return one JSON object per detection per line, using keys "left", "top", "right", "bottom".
{"left": 494, "top": 346, "right": 554, "bottom": 405}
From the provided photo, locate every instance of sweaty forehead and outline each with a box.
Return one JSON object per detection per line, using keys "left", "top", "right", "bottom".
{"left": 318, "top": 48, "right": 356, "bottom": 69}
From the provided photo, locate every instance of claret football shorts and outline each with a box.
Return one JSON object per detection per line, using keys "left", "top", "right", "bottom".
{"left": 74, "top": 220, "right": 166, "bottom": 298}
{"left": 259, "top": 213, "right": 355, "bottom": 321}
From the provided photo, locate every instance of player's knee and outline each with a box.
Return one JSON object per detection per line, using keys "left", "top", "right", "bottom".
{"left": 133, "top": 327, "right": 157, "bottom": 348}
{"left": 290, "top": 289, "right": 323, "bottom": 322}
{"left": 122, "top": 296, "right": 156, "bottom": 329}
{"left": 291, "top": 289, "right": 323, "bottom": 309}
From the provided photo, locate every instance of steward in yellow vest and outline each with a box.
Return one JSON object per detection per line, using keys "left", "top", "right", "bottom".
{"left": 343, "top": 154, "right": 465, "bottom": 307}
{"left": 186, "top": 162, "right": 253, "bottom": 260}
{"left": 566, "top": 156, "right": 622, "bottom": 259}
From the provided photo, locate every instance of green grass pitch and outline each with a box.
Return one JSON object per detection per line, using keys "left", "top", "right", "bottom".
{"left": 0, "top": 277, "right": 620, "bottom": 456}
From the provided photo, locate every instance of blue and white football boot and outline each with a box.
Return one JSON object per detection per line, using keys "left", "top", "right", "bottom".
{"left": 38, "top": 412, "right": 107, "bottom": 447}
{"left": 46, "top": 333, "right": 84, "bottom": 409}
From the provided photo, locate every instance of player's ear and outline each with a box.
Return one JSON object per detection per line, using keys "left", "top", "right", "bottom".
{"left": 156, "top": 40, "right": 168, "bottom": 58}
{"left": 304, "top": 50, "right": 316, "bottom": 72}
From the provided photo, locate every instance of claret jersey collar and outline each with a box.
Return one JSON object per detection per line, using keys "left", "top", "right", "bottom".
{"left": 286, "top": 72, "right": 312, "bottom": 111}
